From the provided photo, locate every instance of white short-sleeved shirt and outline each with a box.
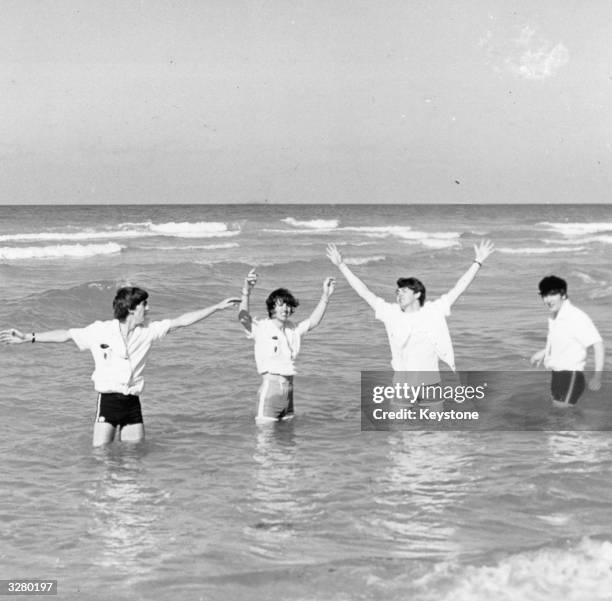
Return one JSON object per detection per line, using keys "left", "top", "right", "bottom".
{"left": 545, "top": 300, "right": 602, "bottom": 371}
{"left": 247, "top": 318, "right": 311, "bottom": 376}
{"left": 374, "top": 295, "right": 454, "bottom": 375}
{"left": 69, "top": 319, "right": 172, "bottom": 395}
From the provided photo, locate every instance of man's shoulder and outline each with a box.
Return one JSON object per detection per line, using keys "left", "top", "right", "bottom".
{"left": 374, "top": 297, "right": 398, "bottom": 316}
{"left": 562, "top": 301, "right": 593, "bottom": 322}
{"left": 77, "top": 319, "right": 114, "bottom": 332}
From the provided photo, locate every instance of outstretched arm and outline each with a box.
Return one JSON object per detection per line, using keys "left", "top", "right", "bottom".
{"left": 445, "top": 240, "right": 495, "bottom": 307}
{"left": 588, "top": 341, "right": 605, "bottom": 391}
{"left": 326, "top": 243, "right": 378, "bottom": 309}
{"left": 307, "top": 277, "right": 335, "bottom": 331}
{"left": 238, "top": 268, "right": 257, "bottom": 333}
{"left": 167, "top": 298, "right": 240, "bottom": 332}
{"left": 0, "top": 328, "right": 73, "bottom": 344}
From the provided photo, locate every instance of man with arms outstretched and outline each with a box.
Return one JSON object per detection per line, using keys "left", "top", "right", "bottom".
{"left": 1, "top": 287, "right": 240, "bottom": 446}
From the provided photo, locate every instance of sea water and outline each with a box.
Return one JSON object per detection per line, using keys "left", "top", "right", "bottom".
{"left": 0, "top": 204, "right": 611, "bottom": 600}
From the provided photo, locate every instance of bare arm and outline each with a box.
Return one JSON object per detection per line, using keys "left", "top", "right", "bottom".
{"left": 588, "top": 341, "right": 605, "bottom": 391}
{"left": 0, "top": 328, "right": 73, "bottom": 344}
{"left": 326, "top": 243, "right": 378, "bottom": 309}
{"left": 238, "top": 268, "right": 257, "bottom": 333}
{"left": 167, "top": 298, "right": 240, "bottom": 332}
{"left": 445, "top": 240, "right": 495, "bottom": 307}
{"left": 307, "top": 277, "right": 336, "bottom": 331}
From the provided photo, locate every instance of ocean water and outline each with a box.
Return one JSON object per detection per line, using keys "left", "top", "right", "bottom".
{"left": 0, "top": 203, "right": 611, "bottom": 601}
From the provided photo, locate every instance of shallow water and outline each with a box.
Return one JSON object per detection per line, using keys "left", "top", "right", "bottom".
{"left": 1, "top": 204, "right": 611, "bottom": 600}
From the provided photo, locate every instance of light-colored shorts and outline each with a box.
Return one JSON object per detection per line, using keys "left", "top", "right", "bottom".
{"left": 257, "top": 373, "right": 294, "bottom": 422}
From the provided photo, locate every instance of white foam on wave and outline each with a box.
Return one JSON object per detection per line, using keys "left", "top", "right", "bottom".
{"left": 435, "top": 537, "right": 612, "bottom": 601}
{"left": 282, "top": 217, "right": 339, "bottom": 230}
{"left": 0, "top": 229, "right": 145, "bottom": 242}
{"left": 343, "top": 225, "right": 461, "bottom": 241}
{"left": 148, "top": 221, "right": 238, "bottom": 238}
{"left": 537, "top": 222, "right": 612, "bottom": 236}
{"left": 0, "top": 243, "right": 123, "bottom": 260}
{"left": 498, "top": 246, "right": 586, "bottom": 255}
{"left": 0, "top": 221, "right": 240, "bottom": 243}
{"left": 155, "top": 242, "right": 240, "bottom": 251}
{"left": 265, "top": 223, "right": 461, "bottom": 250}
{"left": 262, "top": 228, "right": 337, "bottom": 235}
{"left": 543, "top": 235, "right": 612, "bottom": 246}
{"left": 344, "top": 255, "right": 386, "bottom": 266}
{"left": 419, "top": 238, "right": 461, "bottom": 249}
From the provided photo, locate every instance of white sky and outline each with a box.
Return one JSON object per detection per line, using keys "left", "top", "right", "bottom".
{"left": 1, "top": 0, "right": 612, "bottom": 204}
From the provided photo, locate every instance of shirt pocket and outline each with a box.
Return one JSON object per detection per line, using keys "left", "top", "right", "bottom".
{"left": 268, "top": 335, "right": 280, "bottom": 356}
{"left": 95, "top": 343, "right": 131, "bottom": 383}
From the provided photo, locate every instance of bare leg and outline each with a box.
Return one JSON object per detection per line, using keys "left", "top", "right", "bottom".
{"left": 93, "top": 421, "right": 116, "bottom": 447}
{"left": 119, "top": 423, "right": 145, "bottom": 443}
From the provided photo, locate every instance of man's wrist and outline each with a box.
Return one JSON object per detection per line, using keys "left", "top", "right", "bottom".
{"left": 473, "top": 260, "right": 482, "bottom": 267}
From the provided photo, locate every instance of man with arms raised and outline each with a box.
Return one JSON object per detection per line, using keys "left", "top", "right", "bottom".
{"left": 326, "top": 241, "right": 494, "bottom": 389}
{"left": 239, "top": 268, "right": 335, "bottom": 423}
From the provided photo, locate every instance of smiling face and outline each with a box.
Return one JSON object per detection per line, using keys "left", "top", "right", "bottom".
{"left": 271, "top": 299, "right": 294, "bottom": 323}
{"left": 396, "top": 286, "right": 421, "bottom": 311}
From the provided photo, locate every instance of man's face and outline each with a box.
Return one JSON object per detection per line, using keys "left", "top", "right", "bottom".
{"left": 396, "top": 286, "right": 420, "bottom": 310}
{"left": 132, "top": 300, "right": 149, "bottom": 325}
{"left": 541, "top": 292, "right": 564, "bottom": 314}
{"left": 272, "top": 300, "right": 294, "bottom": 322}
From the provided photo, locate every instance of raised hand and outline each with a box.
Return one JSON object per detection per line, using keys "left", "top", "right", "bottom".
{"left": 326, "top": 243, "right": 344, "bottom": 267}
{"left": 243, "top": 267, "right": 258, "bottom": 291}
{"left": 322, "top": 277, "right": 336, "bottom": 298}
{"left": 474, "top": 240, "right": 495, "bottom": 264}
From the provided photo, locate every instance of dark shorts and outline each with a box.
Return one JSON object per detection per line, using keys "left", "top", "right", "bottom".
{"left": 257, "top": 374, "right": 294, "bottom": 421}
{"left": 95, "top": 393, "right": 143, "bottom": 428}
{"left": 551, "top": 371, "right": 586, "bottom": 406}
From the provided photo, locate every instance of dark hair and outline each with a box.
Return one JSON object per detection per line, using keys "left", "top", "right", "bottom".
{"left": 538, "top": 275, "right": 567, "bottom": 297}
{"left": 266, "top": 288, "right": 299, "bottom": 317}
{"left": 396, "top": 277, "right": 426, "bottom": 306}
{"left": 113, "top": 287, "right": 149, "bottom": 321}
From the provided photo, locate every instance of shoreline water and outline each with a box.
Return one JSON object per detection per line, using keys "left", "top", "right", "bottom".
{"left": 1, "top": 203, "right": 611, "bottom": 600}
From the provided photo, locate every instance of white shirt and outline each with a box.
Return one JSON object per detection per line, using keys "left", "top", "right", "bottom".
{"left": 374, "top": 295, "right": 455, "bottom": 375}
{"left": 247, "top": 317, "right": 311, "bottom": 376}
{"left": 544, "top": 300, "right": 602, "bottom": 371}
{"left": 69, "top": 319, "right": 172, "bottom": 394}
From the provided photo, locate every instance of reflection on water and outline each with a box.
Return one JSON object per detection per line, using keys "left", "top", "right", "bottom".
{"left": 247, "top": 422, "right": 298, "bottom": 538}
{"left": 368, "top": 431, "right": 476, "bottom": 558}
{"left": 84, "top": 444, "right": 170, "bottom": 581}
{"left": 546, "top": 430, "right": 612, "bottom": 465}
{"left": 244, "top": 421, "right": 323, "bottom": 562}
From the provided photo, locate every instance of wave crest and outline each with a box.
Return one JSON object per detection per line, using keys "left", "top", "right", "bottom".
{"left": 282, "top": 217, "right": 339, "bottom": 230}
{"left": 0, "top": 243, "right": 123, "bottom": 260}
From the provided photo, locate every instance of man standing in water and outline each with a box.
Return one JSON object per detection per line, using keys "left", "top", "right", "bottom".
{"left": 530, "top": 275, "right": 604, "bottom": 406}
{"left": 0, "top": 287, "right": 240, "bottom": 446}
{"left": 239, "top": 268, "right": 335, "bottom": 422}
{"left": 326, "top": 241, "right": 494, "bottom": 387}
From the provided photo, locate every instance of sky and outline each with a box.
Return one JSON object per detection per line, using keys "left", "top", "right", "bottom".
{"left": 1, "top": 0, "right": 612, "bottom": 204}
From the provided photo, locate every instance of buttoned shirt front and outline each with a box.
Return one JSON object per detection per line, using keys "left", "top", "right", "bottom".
{"left": 374, "top": 294, "right": 455, "bottom": 375}
{"left": 69, "top": 319, "right": 172, "bottom": 394}
{"left": 545, "top": 300, "right": 602, "bottom": 371}
{"left": 247, "top": 317, "right": 311, "bottom": 376}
